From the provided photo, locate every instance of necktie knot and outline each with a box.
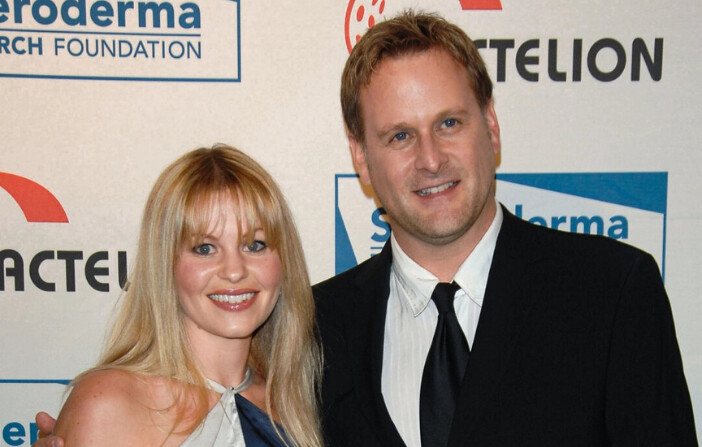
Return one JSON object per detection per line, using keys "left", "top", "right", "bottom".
{"left": 431, "top": 281, "right": 460, "bottom": 314}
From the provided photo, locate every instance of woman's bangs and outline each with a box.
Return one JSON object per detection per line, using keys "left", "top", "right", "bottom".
{"left": 238, "top": 183, "right": 282, "bottom": 250}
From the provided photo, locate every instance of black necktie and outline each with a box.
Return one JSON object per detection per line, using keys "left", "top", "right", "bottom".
{"left": 420, "top": 281, "right": 469, "bottom": 447}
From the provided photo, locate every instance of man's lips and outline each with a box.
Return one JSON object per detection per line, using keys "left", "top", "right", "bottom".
{"left": 415, "top": 181, "right": 458, "bottom": 197}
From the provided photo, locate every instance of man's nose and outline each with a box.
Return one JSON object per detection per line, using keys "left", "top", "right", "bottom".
{"left": 414, "top": 134, "right": 448, "bottom": 173}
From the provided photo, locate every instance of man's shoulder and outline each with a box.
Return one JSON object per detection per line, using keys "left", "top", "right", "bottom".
{"left": 313, "top": 260, "right": 363, "bottom": 295}
{"left": 313, "top": 244, "right": 391, "bottom": 296}
{"left": 312, "top": 245, "right": 393, "bottom": 330}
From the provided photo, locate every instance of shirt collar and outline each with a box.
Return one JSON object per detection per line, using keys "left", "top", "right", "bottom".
{"left": 391, "top": 201, "right": 503, "bottom": 317}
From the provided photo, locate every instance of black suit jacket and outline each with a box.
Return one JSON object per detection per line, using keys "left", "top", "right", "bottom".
{"left": 314, "top": 207, "right": 697, "bottom": 446}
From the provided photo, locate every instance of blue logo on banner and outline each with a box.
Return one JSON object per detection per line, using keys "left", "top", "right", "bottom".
{"left": 0, "top": 0, "right": 241, "bottom": 82}
{"left": 335, "top": 174, "right": 362, "bottom": 273}
{"left": 496, "top": 172, "right": 667, "bottom": 214}
{"left": 0, "top": 380, "right": 67, "bottom": 445}
{"left": 335, "top": 172, "right": 667, "bottom": 277}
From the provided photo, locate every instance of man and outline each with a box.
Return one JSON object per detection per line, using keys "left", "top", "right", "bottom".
{"left": 34, "top": 10, "right": 697, "bottom": 447}
{"left": 314, "top": 10, "right": 697, "bottom": 447}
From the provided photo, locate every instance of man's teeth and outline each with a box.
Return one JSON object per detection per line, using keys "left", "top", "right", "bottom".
{"left": 417, "top": 181, "right": 457, "bottom": 196}
{"left": 208, "top": 293, "right": 255, "bottom": 304}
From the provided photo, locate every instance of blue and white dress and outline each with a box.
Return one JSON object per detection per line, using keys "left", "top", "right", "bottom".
{"left": 180, "top": 368, "right": 290, "bottom": 446}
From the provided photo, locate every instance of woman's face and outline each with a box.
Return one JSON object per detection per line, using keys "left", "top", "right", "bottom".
{"left": 175, "top": 194, "right": 282, "bottom": 349}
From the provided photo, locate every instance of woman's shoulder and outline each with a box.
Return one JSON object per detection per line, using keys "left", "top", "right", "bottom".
{"left": 55, "top": 369, "right": 184, "bottom": 446}
{"left": 59, "top": 369, "right": 148, "bottom": 419}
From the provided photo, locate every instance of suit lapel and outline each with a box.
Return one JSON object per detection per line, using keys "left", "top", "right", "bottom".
{"left": 347, "top": 209, "right": 544, "bottom": 446}
{"left": 348, "top": 243, "right": 407, "bottom": 446}
{"left": 449, "top": 207, "right": 545, "bottom": 443}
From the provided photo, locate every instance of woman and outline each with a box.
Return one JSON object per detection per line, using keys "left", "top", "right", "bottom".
{"left": 52, "top": 145, "right": 322, "bottom": 446}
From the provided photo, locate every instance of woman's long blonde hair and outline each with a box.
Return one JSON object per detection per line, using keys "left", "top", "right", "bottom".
{"left": 78, "top": 145, "right": 322, "bottom": 446}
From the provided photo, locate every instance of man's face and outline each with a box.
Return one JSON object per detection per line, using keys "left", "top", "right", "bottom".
{"left": 350, "top": 48, "right": 501, "bottom": 256}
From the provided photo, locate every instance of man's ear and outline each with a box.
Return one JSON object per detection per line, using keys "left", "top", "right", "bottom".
{"left": 348, "top": 133, "right": 371, "bottom": 185}
{"left": 484, "top": 99, "right": 501, "bottom": 157}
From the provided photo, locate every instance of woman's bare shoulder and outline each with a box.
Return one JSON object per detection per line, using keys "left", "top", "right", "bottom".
{"left": 54, "top": 369, "right": 177, "bottom": 446}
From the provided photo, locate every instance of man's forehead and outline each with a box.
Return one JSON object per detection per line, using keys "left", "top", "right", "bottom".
{"left": 361, "top": 55, "right": 477, "bottom": 112}
{"left": 361, "top": 49, "right": 473, "bottom": 97}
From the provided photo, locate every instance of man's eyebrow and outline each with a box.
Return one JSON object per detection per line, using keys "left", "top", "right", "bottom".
{"left": 437, "top": 108, "right": 470, "bottom": 119}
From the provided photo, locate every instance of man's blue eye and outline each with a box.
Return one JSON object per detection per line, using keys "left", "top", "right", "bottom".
{"left": 443, "top": 118, "right": 457, "bottom": 128}
{"left": 393, "top": 132, "right": 408, "bottom": 142}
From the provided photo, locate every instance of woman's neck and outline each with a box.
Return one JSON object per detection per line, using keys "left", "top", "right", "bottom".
{"left": 185, "top": 321, "right": 252, "bottom": 387}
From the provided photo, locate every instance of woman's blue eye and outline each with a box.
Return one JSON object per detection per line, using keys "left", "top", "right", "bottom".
{"left": 244, "top": 240, "right": 267, "bottom": 253}
{"left": 193, "top": 244, "right": 214, "bottom": 255}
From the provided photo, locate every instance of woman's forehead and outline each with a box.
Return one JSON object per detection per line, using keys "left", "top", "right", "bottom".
{"left": 188, "top": 190, "right": 262, "bottom": 234}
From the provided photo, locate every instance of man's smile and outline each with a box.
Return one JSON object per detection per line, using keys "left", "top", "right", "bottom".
{"left": 415, "top": 181, "right": 458, "bottom": 197}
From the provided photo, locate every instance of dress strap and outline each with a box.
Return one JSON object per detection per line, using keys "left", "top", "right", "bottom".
{"left": 206, "top": 365, "right": 254, "bottom": 394}
{"left": 180, "top": 366, "right": 254, "bottom": 446}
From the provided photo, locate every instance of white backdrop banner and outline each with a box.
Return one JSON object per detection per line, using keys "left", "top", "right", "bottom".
{"left": 2, "top": 0, "right": 701, "bottom": 444}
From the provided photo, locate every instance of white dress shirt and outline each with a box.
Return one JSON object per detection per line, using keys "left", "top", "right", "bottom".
{"left": 381, "top": 204, "right": 503, "bottom": 447}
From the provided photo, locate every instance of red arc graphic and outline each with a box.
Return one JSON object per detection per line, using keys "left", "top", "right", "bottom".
{"left": 0, "top": 172, "right": 68, "bottom": 223}
{"left": 345, "top": 0, "right": 503, "bottom": 54}
{"left": 460, "top": 0, "right": 502, "bottom": 10}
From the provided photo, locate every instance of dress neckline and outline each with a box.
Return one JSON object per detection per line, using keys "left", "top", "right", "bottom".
{"left": 206, "top": 365, "right": 254, "bottom": 394}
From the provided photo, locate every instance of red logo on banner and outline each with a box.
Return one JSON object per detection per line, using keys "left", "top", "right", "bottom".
{"left": 344, "top": 0, "right": 502, "bottom": 53}
{"left": 345, "top": 0, "right": 386, "bottom": 53}
{"left": 0, "top": 172, "right": 68, "bottom": 223}
{"left": 460, "top": 0, "right": 502, "bottom": 10}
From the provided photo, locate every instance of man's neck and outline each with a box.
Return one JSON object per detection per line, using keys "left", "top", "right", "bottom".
{"left": 393, "top": 204, "right": 498, "bottom": 282}
{"left": 396, "top": 238, "right": 475, "bottom": 282}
